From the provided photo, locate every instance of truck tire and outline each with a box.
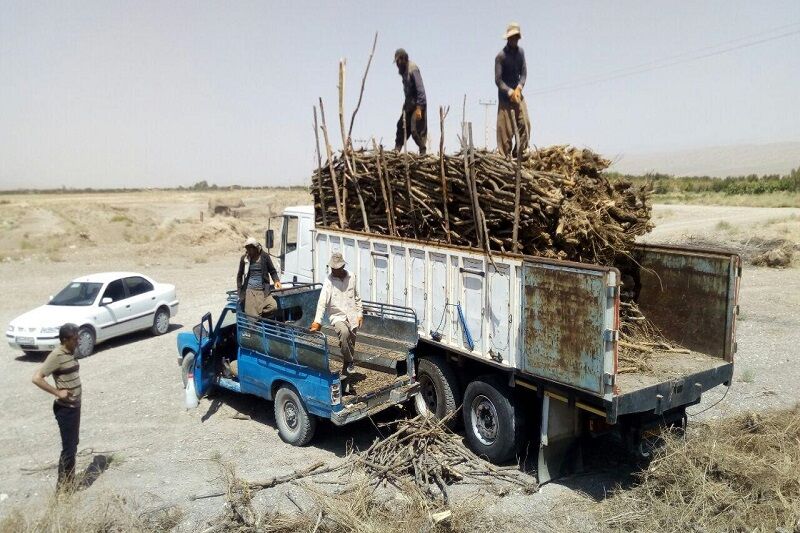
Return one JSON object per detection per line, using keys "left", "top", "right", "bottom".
{"left": 416, "top": 356, "right": 461, "bottom": 426}
{"left": 274, "top": 386, "right": 316, "bottom": 446}
{"left": 463, "top": 375, "right": 522, "bottom": 464}
{"left": 181, "top": 351, "right": 196, "bottom": 388}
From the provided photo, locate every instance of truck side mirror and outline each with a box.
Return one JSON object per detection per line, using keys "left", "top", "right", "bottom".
{"left": 265, "top": 229, "right": 274, "bottom": 249}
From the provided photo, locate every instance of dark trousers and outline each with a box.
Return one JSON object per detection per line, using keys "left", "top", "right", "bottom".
{"left": 395, "top": 104, "right": 427, "bottom": 154}
{"left": 53, "top": 401, "right": 81, "bottom": 489}
{"left": 497, "top": 98, "right": 531, "bottom": 157}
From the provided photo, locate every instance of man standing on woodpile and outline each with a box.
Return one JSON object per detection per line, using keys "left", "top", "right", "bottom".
{"left": 495, "top": 22, "right": 531, "bottom": 156}
{"left": 310, "top": 252, "right": 363, "bottom": 374}
{"left": 31, "top": 323, "right": 82, "bottom": 492}
{"left": 237, "top": 236, "right": 281, "bottom": 319}
{"left": 393, "top": 48, "right": 428, "bottom": 155}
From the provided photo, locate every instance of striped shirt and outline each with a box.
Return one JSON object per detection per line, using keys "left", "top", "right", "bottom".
{"left": 40, "top": 345, "right": 81, "bottom": 407}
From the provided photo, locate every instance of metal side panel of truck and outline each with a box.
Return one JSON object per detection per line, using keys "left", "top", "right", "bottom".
{"left": 276, "top": 205, "right": 740, "bottom": 479}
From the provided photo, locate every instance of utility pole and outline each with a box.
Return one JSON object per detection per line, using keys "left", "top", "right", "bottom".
{"left": 478, "top": 99, "right": 496, "bottom": 150}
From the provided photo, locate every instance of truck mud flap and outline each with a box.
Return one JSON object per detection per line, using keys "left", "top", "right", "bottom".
{"left": 538, "top": 392, "right": 583, "bottom": 485}
{"left": 331, "top": 382, "right": 420, "bottom": 426}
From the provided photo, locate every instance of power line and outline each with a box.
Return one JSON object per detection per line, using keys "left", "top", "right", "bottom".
{"left": 529, "top": 22, "right": 800, "bottom": 96}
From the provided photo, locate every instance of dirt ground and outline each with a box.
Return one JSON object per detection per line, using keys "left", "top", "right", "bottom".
{"left": 0, "top": 192, "right": 798, "bottom": 531}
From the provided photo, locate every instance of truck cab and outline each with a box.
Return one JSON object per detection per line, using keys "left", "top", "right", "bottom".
{"left": 176, "top": 283, "right": 420, "bottom": 445}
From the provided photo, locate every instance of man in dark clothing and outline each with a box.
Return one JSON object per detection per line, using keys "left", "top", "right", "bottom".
{"left": 237, "top": 236, "right": 282, "bottom": 318}
{"left": 32, "top": 323, "right": 81, "bottom": 492}
{"left": 394, "top": 48, "right": 427, "bottom": 155}
{"left": 495, "top": 22, "right": 531, "bottom": 157}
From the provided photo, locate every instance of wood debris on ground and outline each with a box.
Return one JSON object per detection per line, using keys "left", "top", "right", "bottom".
{"left": 198, "top": 414, "right": 537, "bottom": 532}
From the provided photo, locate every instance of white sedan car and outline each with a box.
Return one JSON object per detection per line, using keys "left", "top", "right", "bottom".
{"left": 6, "top": 272, "right": 179, "bottom": 358}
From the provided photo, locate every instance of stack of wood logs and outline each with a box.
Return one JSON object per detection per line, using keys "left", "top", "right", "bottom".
{"left": 311, "top": 145, "right": 653, "bottom": 265}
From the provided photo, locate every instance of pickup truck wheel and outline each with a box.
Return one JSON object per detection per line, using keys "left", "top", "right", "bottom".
{"left": 76, "top": 327, "right": 95, "bottom": 359}
{"left": 463, "top": 376, "right": 522, "bottom": 464}
{"left": 415, "top": 356, "right": 461, "bottom": 426}
{"left": 152, "top": 307, "right": 170, "bottom": 336}
{"left": 181, "top": 351, "right": 196, "bottom": 388}
{"left": 275, "top": 386, "right": 316, "bottom": 446}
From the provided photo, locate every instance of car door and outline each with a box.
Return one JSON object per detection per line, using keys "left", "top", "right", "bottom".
{"left": 96, "top": 279, "right": 135, "bottom": 339}
{"left": 124, "top": 276, "right": 156, "bottom": 331}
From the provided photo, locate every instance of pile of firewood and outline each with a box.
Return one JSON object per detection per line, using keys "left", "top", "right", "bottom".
{"left": 311, "top": 145, "right": 653, "bottom": 265}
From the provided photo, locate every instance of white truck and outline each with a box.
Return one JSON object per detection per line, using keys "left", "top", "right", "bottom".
{"left": 268, "top": 205, "right": 740, "bottom": 481}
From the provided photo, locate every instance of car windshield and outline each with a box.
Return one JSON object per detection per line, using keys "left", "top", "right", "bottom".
{"left": 49, "top": 282, "right": 103, "bottom": 306}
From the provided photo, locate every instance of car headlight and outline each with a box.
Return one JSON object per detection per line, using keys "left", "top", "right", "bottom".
{"left": 5, "top": 325, "right": 13, "bottom": 334}
{"left": 40, "top": 326, "right": 60, "bottom": 335}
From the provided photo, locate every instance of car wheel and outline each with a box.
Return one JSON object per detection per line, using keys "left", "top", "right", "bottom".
{"left": 152, "top": 307, "right": 170, "bottom": 336}
{"left": 181, "top": 351, "right": 196, "bottom": 388}
{"left": 415, "top": 356, "right": 461, "bottom": 427}
{"left": 76, "top": 327, "right": 95, "bottom": 359}
{"left": 274, "top": 385, "right": 316, "bottom": 446}
{"left": 462, "top": 375, "right": 523, "bottom": 464}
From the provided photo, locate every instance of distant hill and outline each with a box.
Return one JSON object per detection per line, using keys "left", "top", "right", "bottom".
{"left": 609, "top": 142, "right": 800, "bottom": 177}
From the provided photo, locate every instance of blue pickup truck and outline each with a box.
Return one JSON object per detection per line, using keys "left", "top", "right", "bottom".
{"left": 176, "top": 284, "right": 421, "bottom": 445}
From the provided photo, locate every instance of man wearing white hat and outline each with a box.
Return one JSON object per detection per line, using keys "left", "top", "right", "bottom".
{"left": 237, "top": 236, "right": 281, "bottom": 318}
{"left": 310, "top": 252, "right": 363, "bottom": 374}
{"left": 495, "top": 22, "right": 531, "bottom": 157}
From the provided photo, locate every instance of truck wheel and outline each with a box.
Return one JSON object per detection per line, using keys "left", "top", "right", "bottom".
{"left": 152, "top": 306, "right": 170, "bottom": 336}
{"left": 274, "top": 386, "right": 316, "bottom": 446}
{"left": 463, "top": 375, "right": 522, "bottom": 464}
{"left": 415, "top": 356, "right": 461, "bottom": 426}
{"left": 181, "top": 351, "right": 196, "bottom": 388}
{"left": 76, "top": 326, "right": 95, "bottom": 359}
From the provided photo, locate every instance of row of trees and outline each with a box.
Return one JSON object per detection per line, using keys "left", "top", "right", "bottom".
{"left": 607, "top": 167, "right": 800, "bottom": 195}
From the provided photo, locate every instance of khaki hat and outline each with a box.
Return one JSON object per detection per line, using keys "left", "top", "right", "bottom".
{"left": 244, "top": 236, "right": 260, "bottom": 248}
{"left": 328, "top": 252, "right": 346, "bottom": 269}
{"left": 504, "top": 22, "right": 521, "bottom": 39}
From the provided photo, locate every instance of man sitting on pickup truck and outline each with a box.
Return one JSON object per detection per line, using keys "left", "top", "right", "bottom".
{"left": 237, "top": 237, "right": 282, "bottom": 319}
{"left": 309, "top": 252, "right": 363, "bottom": 374}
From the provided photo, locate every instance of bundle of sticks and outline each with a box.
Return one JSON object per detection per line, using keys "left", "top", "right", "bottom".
{"left": 311, "top": 145, "right": 653, "bottom": 265}
{"left": 354, "top": 414, "right": 538, "bottom": 503}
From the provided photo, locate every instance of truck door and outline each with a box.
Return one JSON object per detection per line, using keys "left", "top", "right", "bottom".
{"left": 521, "top": 261, "right": 618, "bottom": 398}
{"left": 193, "top": 313, "right": 215, "bottom": 396}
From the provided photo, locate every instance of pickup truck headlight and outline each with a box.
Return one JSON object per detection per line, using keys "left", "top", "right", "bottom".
{"left": 331, "top": 383, "right": 341, "bottom": 405}
{"left": 5, "top": 325, "right": 13, "bottom": 334}
{"left": 40, "top": 326, "right": 60, "bottom": 335}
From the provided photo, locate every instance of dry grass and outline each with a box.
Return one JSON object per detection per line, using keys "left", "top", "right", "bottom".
{"left": 0, "top": 491, "right": 183, "bottom": 533}
{"left": 655, "top": 191, "right": 800, "bottom": 208}
{"left": 598, "top": 406, "right": 800, "bottom": 532}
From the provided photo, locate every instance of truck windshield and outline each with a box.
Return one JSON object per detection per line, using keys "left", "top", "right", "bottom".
{"left": 49, "top": 282, "right": 103, "bottom": 306}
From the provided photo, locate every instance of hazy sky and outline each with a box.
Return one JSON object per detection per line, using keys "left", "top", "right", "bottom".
{"left": 2, "top": 0, "right": 799, "bottom": 189}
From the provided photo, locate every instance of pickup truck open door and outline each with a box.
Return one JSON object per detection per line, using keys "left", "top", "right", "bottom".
{"left": 193, "top": 312, "right": 215, "bottom": 397}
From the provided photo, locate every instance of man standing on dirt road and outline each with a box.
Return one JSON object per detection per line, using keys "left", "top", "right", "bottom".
{"left": 237, "top": 236, "right": 282, "bottom": 319}
{"left": 310, "top": 252, "right": 363, "bottom": 374}
{"left": 394, "top": 48, "right": 428, "bottom": 155}
{"left": 495, "top": 22, "right": 531, "bottom": 156}
{"left": 31, "top": 323, "right": 82, "bottom": 492}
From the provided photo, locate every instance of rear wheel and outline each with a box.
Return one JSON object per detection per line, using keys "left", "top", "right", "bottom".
{"left": 463, "top": 375, "right": 523, "bottom": 464}
{"left": 76, "top": 327, "right": 95, "bottom": 359}
{"left": 152, "top": 307, "right": 170, "bottom": 335}
{"left": 274, "top": 386, "right": 316, "bottom": 446}
{"left": 415, "top": 356, "right": 461, "bottom": 426}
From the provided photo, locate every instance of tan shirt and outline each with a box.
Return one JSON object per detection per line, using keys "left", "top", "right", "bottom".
{"left": 313, "top": 272, "right": 363, "bottom": 328}
{"left": 40, "top": 345, "right": 81, "bottom": 407}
